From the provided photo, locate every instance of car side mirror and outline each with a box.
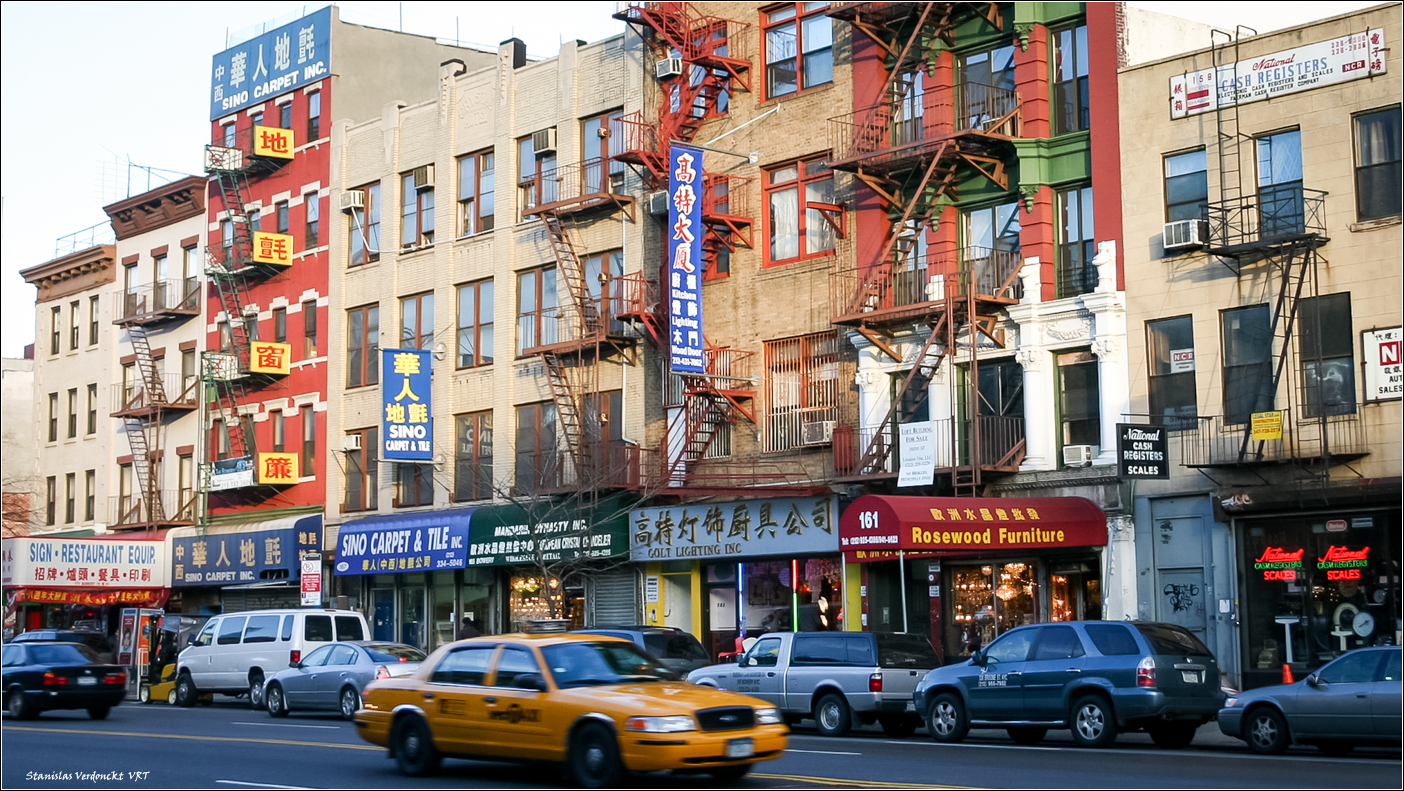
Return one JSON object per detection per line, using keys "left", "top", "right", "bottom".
{"left": 514, "top": 672, "right": 545, "bottom": 692}
{"left": 1306, "top": 674, "right": 1322, "bottom": 688}
{"left": 970, "top": 649, "right": 985, "bottom": 666}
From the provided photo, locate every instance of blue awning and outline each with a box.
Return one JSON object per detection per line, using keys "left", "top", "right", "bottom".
{"left": 334, "top": 508, "right": 478, "bottom": 576}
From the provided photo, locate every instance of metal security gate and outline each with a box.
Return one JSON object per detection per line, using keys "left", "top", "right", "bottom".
{"left": 589, "top": 567, "right": 639, "bottom": 626}
{"left": 221, "top": 584, "right": 300, "bottom": 613}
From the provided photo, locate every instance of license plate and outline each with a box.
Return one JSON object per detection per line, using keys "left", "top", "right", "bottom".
{"left": 905, "top": 701, "right": 916, "bottom": 713}
{"left": 725, "top": 738, "right": 755, "bottom": 759}
{"left": 77, "top": 676, "right": 97, "bottom": 686}
{"left": 1181, "top": 671, "right": 1200, "bottom": 684}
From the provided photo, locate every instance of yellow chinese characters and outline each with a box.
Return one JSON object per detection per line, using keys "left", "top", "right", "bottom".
{"left": 251, "top": 231, "right": 294, "bottom": 266}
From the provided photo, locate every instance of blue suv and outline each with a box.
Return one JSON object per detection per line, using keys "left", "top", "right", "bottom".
{"left": 913, "top": 621, "right": 1225, "bottom": 748}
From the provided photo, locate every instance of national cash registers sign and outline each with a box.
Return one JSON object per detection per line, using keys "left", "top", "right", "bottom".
{"left": 210, "top": 7, "right": 331, "bottom": 120}
{"left": 382, "top": 348, "right": 433, "bottom": 462}
{"left": 1117, "top": 423, "right": 1170, "bottom": 479}
{"left": 667, "top": 144, "right": 705, "bottom": 374}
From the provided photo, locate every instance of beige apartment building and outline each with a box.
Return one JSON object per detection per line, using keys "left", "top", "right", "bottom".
{"left": 1119, "top": 4, "right": 1400, "bottom": 689}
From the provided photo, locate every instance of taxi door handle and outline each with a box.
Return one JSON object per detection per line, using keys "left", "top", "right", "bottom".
{"left": 422, "top": 692, "right": 435, "bottom": 700}
{"left": 484, "top": 697, "right": 497, "bottom": 705}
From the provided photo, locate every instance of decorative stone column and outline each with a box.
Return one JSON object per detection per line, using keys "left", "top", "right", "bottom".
{"left": 1082, "top": 241, "right": 1128, "bottom": 467}
{"left": 1006, "top": 256, "right": 1054, "bottom": 472}
{"left": 1103, "top": 514, "right": 1138, "bottom": 621}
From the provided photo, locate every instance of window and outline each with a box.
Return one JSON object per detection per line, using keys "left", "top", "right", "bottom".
{"left": 1057, "top": 350, "right": 1101, "bottom": 456}
{"left": 45, "top": 476, "right": 55, "bottom": 526}
{"left": 349, "top": 182, "right": 381, "bottom": 266}
{"left": 279, "top": 100, "right": 292, "bottom": 129}
{"left": 88, "top": 295, "right": 99, "bottom": 345}
{"left": 211, "top": 419, "right": 230, "bottom": 461}
{"left": 85, "top": 384, "right": 97, "bottom": 435}
{"left": 275, "top": 201, "right": 289, "bottom": 235}
{"left": 1257, "top": 129, "right": 1304, "bottom": 237}
{"left": 48, "top": 392, "right": 58, "bottom": 442}
{"left": 64, "top": 473, "right": 75, "bottom": 524}
{"left": 177, "top": 455, "right": 193, "bottom": 518}
{"left": 963, "top": 200, "right": 1022, "bottom": 254}
{"left": 765, "top": 157, "right": 835, "bottom": 264}
{"left": 303, "top": 300, "right": 319, "bottom": 358}
{"left": 182, "top": 350, "right": 197, "bottom": 394}
{"left": 84, "top": 469, "right": 95, "bottom": 522}
{"left": 301, "top": 404, "right": 316, "bottom": 478}
{"left": 1355, "top": 107, "right": 1401, "bottom": 221}
{"left": 1147, "top": 316, "right": 1197, "bottom": 428}
{"left": 1164, "top": 149, "right": 1209, "bottom": 223}
{"left": 246, "top": 313, "right": 260, "bottom": 343}
{"left": 1031, "top": 626, "right": 1086, "bottom": 661}
{"left": 395, "top": 463, "right": 433, "bottom": 507}
{"left": 492, "top": 646, "right": 541, "bottom": 688}
{"left": 516, "top": 267, "right": 557, "bottom": 355}
{"left": 400, "top": 293, "right": 434, "bottom": 351}
{"left": 217, "top": 616, "right": 247, "bottom": 646}
{"left": 344, "top": 427, "right": 379, "bottom": 512}
{"left": 1052, "top": 24, "right": 1089, "bottom": 135}
{"left": 515, "top": 402, "right": 557, "bottom": 493}
{"left": 347, "top": 305, "right": 380, "bottom": 388}
{"left": 273, "top": 306, "right": 287, "bottom": 344}
{"left": 251, "top": 111, "right": 263, "bottom": 128}
{"left": 222, "top": 122, "right": 236, "bottom": 147}
{"left": 431, "top": 645, "right": 494, "bottom": 685}
{"left": 1318, "top": 650, "right": 1385, "bottom": 684}
{"left": 764, "top": 2, "right": 833, "bottom": 98}
{"left": 517, "top": 136, "right": 557, "bottom": 219}
{"left": 304, "top": 191, "right": 321, "bottom": 248}
{"left": 1056, "top": 185, "right": 1096, "bottom": 298}
{"left": 456, "top": 281, "right": 494, "bottom": 368}
{"left": 401, "top": 171, "right": 435, "bottom": 249}
{"left": 272, "top": 411, "right": 286, "bottom": 453}
{"left": 1221, "top": 305, "right": 1273, "bottom": 424}
{"left": 307, "top": 90, "right": 321, "bottom": 140}
{"left": 220, "top": 219, "right": 234, "bottom": 255}
{"left": 1299, "top": 293, "right": 1356, "bottom": 417}
{"left": 582, "top": 114, "right": 626, "bottom": 193}
{"left": 50, "top": 306, "right": 61, "bottom": 355}
{"left": 457, "top": 150, "right": 496, "bottom": 236}
{"left": 584, "top": 251, "right": 623, "bottom": 327}
{"left": 763, "top": 330, "right": 841, "bottom": 451}
{"left": 455, "top": 412, "right": 493, "bottom": 502}
{"left": 69, "top": 301, "right": 80, "bottom": 350}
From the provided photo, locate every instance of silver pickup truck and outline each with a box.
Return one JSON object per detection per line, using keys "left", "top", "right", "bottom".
{"left": 687, "top": 631, "right": 940, "bottom": 737}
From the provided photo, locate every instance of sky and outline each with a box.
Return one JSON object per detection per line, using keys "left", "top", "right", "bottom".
{"left": 0, "top": 0, "right": 1382, "bottom": 357}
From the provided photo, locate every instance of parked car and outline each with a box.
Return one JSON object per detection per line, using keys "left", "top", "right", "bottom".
{"left": 687, "top": 631, "right": 939, "bottom": 737}
{"left": 10, "top": 629, "right": 115, "bottom": 663}
{"left": 175, "top": 608, "right": 370, "bottom": 709}
{"left": 574, "top": 626, "right": 711, "bottom": 675}
{"left": 1218, "top": 646, "right": 1401, "bottom": 755}
{"left": 914, "top": 621, "right": 1225, "bottom": 748}
{"left": 264, "top": 641, "right": 425, "bottom": 720}
{"left": 3, "top": 642, "right": 127, "bottom": 720}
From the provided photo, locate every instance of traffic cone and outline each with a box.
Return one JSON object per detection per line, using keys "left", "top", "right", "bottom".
{"left": 1282, "top": 664, "right": 1294, "bottom": 684}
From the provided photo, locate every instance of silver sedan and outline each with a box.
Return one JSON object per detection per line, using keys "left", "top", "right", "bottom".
{"left": 263, "top": 641, "right": 424, "bottom": 719}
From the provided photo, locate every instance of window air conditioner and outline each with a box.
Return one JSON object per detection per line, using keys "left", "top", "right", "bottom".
{"left": 413, "top": 164, "right": 435, "bottom": 190}
{"left": 646, "top": 190, "right": 669, "bottom": 216}
{"left": 339, "top": 190, "right": 365, "bottom": 213}
{"left": 802, "top": 421, "right": 836, "bottom": 446}
{"left": 1062, "top": 444, "right": 1095, "bottom": 468}
{"left": 656, "top": 57, "right": 684, "bottom": 80}
{"left": 205, "top": 145, "right": 243, "bottom": 172}
{"left": 1163, "top": 219, "right": 1209, "bottom": 251}
{"left": 532, "top": 128, "right": 557, "bottom": 155}
{"left": 340, "top": 434, "right": 363, "bottom": 452}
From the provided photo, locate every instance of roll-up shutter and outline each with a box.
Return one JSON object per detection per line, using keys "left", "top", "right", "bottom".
{"left": 221, "top": 585, "right": 300, "bottom": 613}
{"left": 589, "top": 567, "right": 639, "bottom": 626}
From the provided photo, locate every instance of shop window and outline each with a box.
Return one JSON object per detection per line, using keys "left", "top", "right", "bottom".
{"left": 458, "top": 150, "right": 496, "bottom": 236}
{"left": 349, "top": 182, "right": 381, "bottom": 266}
{"left": 516, "top": 266, "right": 557, "bottom": 355}
{"left": 1056, "top": 184, "right": 1096, "bottom": 298}
{"left": 509, "top": 574, "right": 583, "bottom": 631}
{"left": 394, "top": 463, "right": 433, "bottom": 508}
{"left": 400, "top": 292, "right": 433, "bottom": 351}
{"left": 765, "top": 157, "right": 835, "bottom": 265}
{"left": 1147, "top": 316, "right": 1197, "bottom": 428}
{"left": 948, "top": 563, "right": 1039, "bottom": 654}
{"left": 305, "top": 191, "right": 320, "bottom": 248}
{"left": 454, "top": 412, "right": 493, "bottom": 502}
{"left": 763, "top": 330, "right": 840, "bottom": 452}
{"left": 514, "top": 402, "right": 557, "bottom": 494}
{"left": 763, "top": 2, "right": 832, "bottom": 99}
{"left": 343, "top": 427, "right": 379, "bottom": 512}
{"left": 1164, "top": 149, "right": 1209, "bottom": 223}
{"left": 456, "top": 280, "right": 494, "bottom": 368}
{"left": 1052, "top": 24, "right": 1089, "bottom": 135}
{"left": 400, "top": 170, "right": 435, "bottom": 250}
{"left": 1355, "top": 107, "right": 1401, "bottom": 221}
{"left": 346, "top": 305, "right": 380, "bottom": 388}
{"left": 1221, "top": 304, "right": 1273, "bottom": 425}
{"left": 1057, "top": 350, "right": 1101, "bottom": 459}
{"left": 1299, "top": 293, "right": 1356, "bottom": 417}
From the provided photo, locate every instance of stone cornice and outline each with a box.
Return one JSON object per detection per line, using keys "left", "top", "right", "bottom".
{"left": 19, "top": 245, "right": 117, "bottom": 302}
{"left": 103, "top": 175, "right": 207, "bottom": 241}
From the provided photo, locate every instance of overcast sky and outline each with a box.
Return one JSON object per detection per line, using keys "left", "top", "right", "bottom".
{"left": 0, "top": 1, "right": 1381, "bottom": 356}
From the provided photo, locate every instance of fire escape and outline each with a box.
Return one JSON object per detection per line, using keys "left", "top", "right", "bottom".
{"left": 827, "top": 2, "right": 1024, "bottom": 495}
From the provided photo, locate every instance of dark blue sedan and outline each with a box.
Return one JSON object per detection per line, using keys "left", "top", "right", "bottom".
{"left": 3, "top": 642, "right": 127, "bottom": 720}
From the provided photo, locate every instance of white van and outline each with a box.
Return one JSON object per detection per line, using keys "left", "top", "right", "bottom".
{"left": 174, "top": 609, "right": 370, "bottom": 708}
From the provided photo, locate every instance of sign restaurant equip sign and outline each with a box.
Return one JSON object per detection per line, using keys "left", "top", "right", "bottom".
{"left": 1117, "top": 423, "right": 1170, "bottom": 479}
{"left": 667, "top": 143, "right": 705, "bottom": 374}
{"left": 210, "top": 6, "right": 331, "bottom": 120}
{"left": 381, "top": 348, "right": 433, "bottom": 462}
{"left": 3, "top": 537, "right": 167, "bottom": 589}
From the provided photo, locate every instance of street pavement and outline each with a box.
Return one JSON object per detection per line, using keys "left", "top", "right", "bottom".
{"left": 3, "top": 696, "right": 1400, "bottom": 789}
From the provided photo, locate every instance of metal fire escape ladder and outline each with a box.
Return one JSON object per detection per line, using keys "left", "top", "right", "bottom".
{"left": 126, "top": 323, "right": 167, "bottom": 524}
{"left": 541, "top": 212, "right": 601, "bottom": 335}
{"left": 541, "top": 351, "right": 592, "bottom": 480}
{"left": 856, "top": 310, "right": 952, "bottom": 475}
{"left": 203, "top": 151, "right": 260, "bottom": 463}
{"left": 1238, "top": 242, "right": 1314, "bottom": 464}
{"left": 1211, "top": 27, "right": 1251, "bottom": 275}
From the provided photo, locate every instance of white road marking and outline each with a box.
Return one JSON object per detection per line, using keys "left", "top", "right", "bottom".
{"left": 230, "top": 721, "right": 341, "bottom": 730}
{"left": 873, "top": 739, "right": 1388, "bottom": 762}
{"left": 785, "top": 748, "right": 863, "bottom": 756}
{"left": 214, "top": 782, "right": 313, "bottom": 790}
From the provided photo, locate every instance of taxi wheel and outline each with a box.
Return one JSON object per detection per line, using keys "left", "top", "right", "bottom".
{"left": 570, "top": 723, "right": 623, "bottom": 789}
{"left": 814, "top": 693, "right": 852, "bottom": 737}
{"left": 711, "top": 764, "right": 752, "bottom": 783}
{"left": 926, "top": 693, "right": 968, "bottom": 743}
{"left": 393, "top": 717, "right": 441, "bottom": 777}
{"left": 266, "top": 684, "right": 289, "bottom": 718}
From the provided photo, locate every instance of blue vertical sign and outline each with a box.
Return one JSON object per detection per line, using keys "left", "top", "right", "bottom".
{"left": 668, "top": 144, "right": 705, "bottom": 374}
{"left": 382, "top": 348, "right": 433, "bottom": 461}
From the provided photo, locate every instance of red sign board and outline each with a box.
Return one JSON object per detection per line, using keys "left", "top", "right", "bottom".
{"left": 839, "top": 495, "right": 1107, "bottom": 560}
{"left": 10, "top": 587, "right": 169, "bottom": 608}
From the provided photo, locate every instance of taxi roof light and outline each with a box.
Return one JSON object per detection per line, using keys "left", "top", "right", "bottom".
{"left": 523, "top": 619, "right": 572, "bottom": 634}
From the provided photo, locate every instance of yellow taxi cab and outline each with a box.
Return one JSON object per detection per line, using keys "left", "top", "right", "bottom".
{"left": 355, "top": 624, "right": 788, "bottom": 787}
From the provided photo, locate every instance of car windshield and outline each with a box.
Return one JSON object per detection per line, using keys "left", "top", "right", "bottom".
{"left": 28, "top": 644, "right": 97, "bottom": 664}
{"left": 542, "top": 641, "right": 679, "bottom": 688}
{"left": 363, "top": 643, "right": 426, "bottom": 662}
{"left": 642, "top": 632, "right": 708, "bottom": 661}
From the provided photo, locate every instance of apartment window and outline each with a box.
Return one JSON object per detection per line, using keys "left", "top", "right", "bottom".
{"left": 347, "top": 305, "right": 380, "bottom": 388}
{"left": 1053, "top": 24, "right": 1090, "bottom": 135}
{"left": 84, "top": 469, "right": 96, "bottom": 522}
{"left": 1057, "top": 350, "right": 1101, "bottom": 458}
{"left": 118, "top": 464, "right": 133, "bottom": 522}
{"left": 273, "top": 306, "right": 287, "bottom": 344}
{"left": 303, "top": 300, "right": 319, "bottom": 358}
{"left": 220, "top": 219, "right": 234, "bottom": 255}
{"left": 344, "top": 428, "right": 379, "bottom": 512}
{"left": 764, "top": 2, "right": 833, "bottom": 98}
{"left": 278, "top": 101, "right": 293, "bottom": 129}
{"left": 1147, "top": 316, "right": 1197, "bottom": 428}
{"left": 88, "top": 295, "right": 100, "bottom": 345}
{"left": 582, "top": 114, "right": 626, "bottom": 193}
{"left": 69, "top": 301, "right": 80, "bottom": 350}
{"left": 961, "top": 44, "right": 1016, "bottom": 93}
{"left": 182, "top": 349, "right": 198, "bottom": 394}
{"left": 395, "top": 463, "right": 434, "bottom": 508}
{"left": 86, "top": 383, "right": 97, "bottom": 435}
{"left": 515, "top": 402, "right": 557, "bottom": 493}
{"left": 456, "top": 281, "right": 494, "bottom": 368}
{"left": 584, "top": 251, "right": 623, "bottom": 320}
{"left": 1057, "top": 184, "right": 1096, "bottom": 298}
{"left": 45, "top": 476, "right": 55, "bottom": 526}
{"left": 516, "top": 267, "right": 557, "bottom": 355}
{"left": 220, "top": 122, "right": 236, "bottom": 147}
{"left": 177, "top": 455, "right": 194, "bottom": 519}
{"left": 401, "top": 171, "right": 435, "bottom": 249}
{"left": 48, "top": 392, "right": 58, "bottom": 442}
{"left": 517, "top": 136, "right": 557, "bottom": 219}
{"left": 64, "top": 473, "right": 75, "bottom": 524}
{"left": 1355, "top": 107, "right": 1401, "bottom": 221}
{"left": 763, "top": 330, "right": 840, "bottom": 452}
{"left": 1221, "top": 304, "right": 1273, "bottom": 425}
{"left": 272, "top": 411, "right": 286, "bottom": 452}
{"left": 211, "top": 418, "right": 231, "bottom": 461}
{"left": 50, "top": 306, "right": 61, "bottom": 355}
{"left": 349, "top": 182, "right": 381, "bottom": 266}
{"left": 1300, "top": 293, "right": 1356, "bottom": 417}
{"left": 1165, "top": 149, "right": 1209, "bottom": 223}
{"left": 301, "top": 404, "right": 316, "bottom": 478}
{"left": 246, "top": 313, "right": 260, "bottom": 343}
{"left": 1257, "top": 129, "right": 1305, "bottom": 238}
{"left": 275, "top": 201, "right": 289, "bottom": 235}
{"left": 307, "top": 90, "right": 321, "bottom": 140}
{"left": 121, "top": 362, "right": 137, "bottom": 405}
{"left": 251, "top": 111, "right": 263, "bottom": 128}
{"left": 305, "top": 191, "right": 320, "bottom": 248}
{"left": 400, "top": 293, "right": 434, "bottom": 351}
{"left": 766, "top": 157, "right": 836, "bottom": 265}
{"left": 66, "top": 388, "right": 77, "bottom": 439}
{"left": 458, "top": 150, "right": 496, "bottom": 236}
{"left": 455, "top": 412, "right": 493, "bottom": 502}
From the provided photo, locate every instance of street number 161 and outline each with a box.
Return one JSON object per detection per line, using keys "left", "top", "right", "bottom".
{"left": 857, "top": 510, "right": 880, "bottom": 529}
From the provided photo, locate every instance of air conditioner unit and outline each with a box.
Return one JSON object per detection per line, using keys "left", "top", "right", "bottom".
{"left": 339, "top": 190, "right": 365, "bottom": 213}
{"left": 1062, "top": 444, "right": 1095, "bottom": 468}
{"left": 340, "top": 434, "right": 362, "bottom": 452}
{"left": 532, "top": 127, "right": 557, "bottom": 155}
{"left": 413, "top": 164, "right": 435, "bottom": 190}
{"left": 646, "top": 190, "right": 669, "bottom": 216}
{"left": 1163, "top": 219, "right": 1209, "bottom": 251}
{"left": 656, "top": 57, "right": 684, "bottom": 79}
{"left": 802, "top": 420, "right": 836, "bottom": 446}
{"left": 204, "top": 145, "right": 243, "bottom": 173}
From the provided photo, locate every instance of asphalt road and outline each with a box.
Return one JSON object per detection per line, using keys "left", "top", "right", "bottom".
{"left": 3, "top": 697, "right": 1399, "bottom": 789}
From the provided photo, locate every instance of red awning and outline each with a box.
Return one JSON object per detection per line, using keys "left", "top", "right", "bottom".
{"left": 5, "top": 587, "right": 169, "bottom": 613}
{"left": 839, "top": 495, "right": 1107, "bottom": 561}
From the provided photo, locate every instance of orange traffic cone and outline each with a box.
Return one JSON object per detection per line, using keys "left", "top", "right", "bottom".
{"left": 1282, "top": 664, "right": 1294, "bottom": 684}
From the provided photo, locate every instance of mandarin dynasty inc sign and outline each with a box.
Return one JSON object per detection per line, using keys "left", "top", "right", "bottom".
{"left": 667, "top": 144, "right": 705, "bottom": 374}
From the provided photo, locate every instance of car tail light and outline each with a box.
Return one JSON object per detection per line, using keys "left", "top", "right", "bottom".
{"left": 42, "top": 672, "right": 69, "bottom": 686}
{"left": 290, "top": 649, "right": 301, "bottom": 664}
{"left": 1137, "top": 656, "right": 1157, "bottom": 688}
{"left": 103, "top": 672, "right": 126, "bottom": 685}
{"left": 869, "top": 672, "right": 883, "bottom": 693}
{"left": 375, "top": 665, "right": 391, "bottom": 680}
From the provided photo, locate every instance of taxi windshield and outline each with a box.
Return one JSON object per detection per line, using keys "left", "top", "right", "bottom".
{"left": 542, "top": 641, "right": 679, "bottom": 688}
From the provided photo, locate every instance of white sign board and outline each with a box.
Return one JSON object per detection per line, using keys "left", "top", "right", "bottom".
{"left": 1170, "top": 29, "right": 1386, "bottom": 118}
{"left": 1363, "top": 327, "right": 1402, "bottom": 402}
{"left": 645, "top": 575, "right": 660, "bottom": 604}
{"left": 1170, "top": 348, "right": 1195, "bottom": 373}
{"left": 300, "top": 553, "right": 322, "bottom": 607}
{"left": 897, "top": 421, "right": 936, "bottom": 487}
{"left": 709, "top": 586, "right": 736, "bottom": 631}
{"left": 3, "top": 537, "right": 167, "bottom": 588}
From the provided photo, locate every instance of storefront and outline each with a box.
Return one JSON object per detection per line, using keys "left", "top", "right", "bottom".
{"left": 1236, "top": 507, "right": 1401, "bottom": 690}
{"left": 167, "top": 514, "right": 322, "bottom": 615}
{"left": 839, "top": 495, "right": 1108, "bottom": 662}
{"left": 3, "top": 535, "right": 169, "bottom": 637}
{"left": 631, "top": 496, "right": 844, "bottom": 661}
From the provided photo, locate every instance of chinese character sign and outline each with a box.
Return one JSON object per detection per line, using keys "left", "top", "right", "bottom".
{"left": 248, "top": 341, "right": 291, "bottom": 375}
{"left": 251, "top": 232, "right": 294, "bottom": 267}
{"left": 629, "top": 497, "right": 837, "bottom": 561}
{"left": 252, "top": 125, "right": 295, "bottom": 159}
{"left": 210, "top": 7, "right": 331, "bottom": 120}
{"left": 2, "top": 537, "right": 167, "bottom": 588}
{"left": 171, "top": 523, "right": 318, "bottom": 587}
{"left": 257, "top": 452, "right": 300, "bottom": 485}
{"left": 381, "top": 348, "right": 433, "bottom": 461}
{"left": 668, "top": 144, "right": 705, "bottom": 374}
